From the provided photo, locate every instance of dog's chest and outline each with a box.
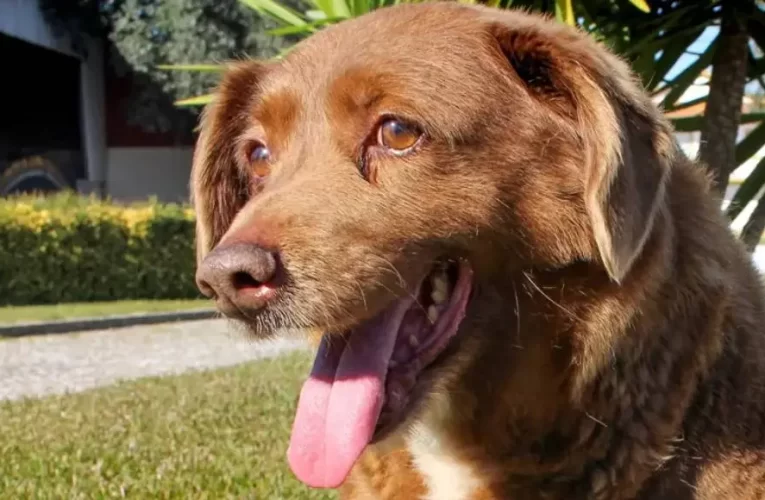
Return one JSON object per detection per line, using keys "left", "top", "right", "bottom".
{"left": 406, "top": 421, "right": 483, "bottom": 500}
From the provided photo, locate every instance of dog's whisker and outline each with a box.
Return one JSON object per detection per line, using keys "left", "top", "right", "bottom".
{"left": 353, "top": 279, "right": 369, "bottom": 312}
{"left": 523, "top": 272, "right": 581, "bottom": 322}
{"left": 512, "top": 279, "right": 523, "bottom": 349}
{"left": 585, "top": 412, "right": 608, "bottom": 428}
{"left": 373, "top": 255, "right": 410, "bottom": 291}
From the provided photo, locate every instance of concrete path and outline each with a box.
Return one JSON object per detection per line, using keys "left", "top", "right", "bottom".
{"left": 4, "top": 242, "right": 765, "bottom": 403}
{"left": 0, "top": 319, "right": 306, "bottom": 402}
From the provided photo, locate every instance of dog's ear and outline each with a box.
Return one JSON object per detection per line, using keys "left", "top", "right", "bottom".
{"left": 191, "top": 60, "right": 266, "bottom": 263}
{"left": 488, "top": 20, "right": 674, "bottom": 283}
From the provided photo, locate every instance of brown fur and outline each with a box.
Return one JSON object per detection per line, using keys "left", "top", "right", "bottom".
{"left": 191, "top": 3, "right": 765, "bottom": 498}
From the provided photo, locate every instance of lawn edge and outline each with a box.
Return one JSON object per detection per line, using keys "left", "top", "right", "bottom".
{"left": 0, "top": 308, "right": 219, "bottom": 338}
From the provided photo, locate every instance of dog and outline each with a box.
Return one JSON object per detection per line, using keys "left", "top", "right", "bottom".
{"left": 191, "top": 2, "right": 765, "bottom": 498}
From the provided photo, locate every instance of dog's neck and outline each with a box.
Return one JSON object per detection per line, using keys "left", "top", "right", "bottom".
{"left": 412, "top": 212, "right": 726, "bottom": 499}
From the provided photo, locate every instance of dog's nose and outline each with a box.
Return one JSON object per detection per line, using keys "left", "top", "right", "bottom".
{"left": 196, "top": 242, "right": 279, "bottom": 314}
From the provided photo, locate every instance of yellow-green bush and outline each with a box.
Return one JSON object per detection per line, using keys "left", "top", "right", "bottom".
{"left": 0, "top": 192, "right": 200, "bottom": 305}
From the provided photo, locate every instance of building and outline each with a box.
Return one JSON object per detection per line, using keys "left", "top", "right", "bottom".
{"left": 0, "top": 0, "right": 195, "bottom": 203}
{"left": 2, "top": 1, "right": 763, "bottom": 213}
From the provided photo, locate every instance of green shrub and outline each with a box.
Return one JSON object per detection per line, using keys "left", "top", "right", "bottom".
{"left": 0, "top": 192, "right": 200, "bottom": 305}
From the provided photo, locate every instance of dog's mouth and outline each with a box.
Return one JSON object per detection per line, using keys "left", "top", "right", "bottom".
{"left": 287, "top": 258, "right": 474, "bottom": 489}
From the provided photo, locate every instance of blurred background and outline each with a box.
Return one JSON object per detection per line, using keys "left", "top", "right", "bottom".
{"left": 0, "top": 0, "right": 763, "bottom": 498}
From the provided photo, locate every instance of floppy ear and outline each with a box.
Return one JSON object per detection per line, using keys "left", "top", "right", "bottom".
{"left": 488, "top": 19, "right": 674, "bottom": 283}
{"left": 190, "top": 60, "right": 266, "bottom": 263}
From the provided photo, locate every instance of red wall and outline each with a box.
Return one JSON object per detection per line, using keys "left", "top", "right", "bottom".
{"left": 104, "top": 56, "right": 197, "bottom": 148}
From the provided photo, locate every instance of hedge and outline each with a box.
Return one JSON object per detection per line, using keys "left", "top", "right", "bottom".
{"left": 0, "top": 192, "right": 200, "bottom": 305}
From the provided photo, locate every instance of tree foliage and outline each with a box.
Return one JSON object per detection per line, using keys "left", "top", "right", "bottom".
{"left": 40, "top": 0, "right": 285, "bottom": 132}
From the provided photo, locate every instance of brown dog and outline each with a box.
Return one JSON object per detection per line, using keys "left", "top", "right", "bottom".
{"left": 192, "top": 3, "right": 765, "bottom": 499}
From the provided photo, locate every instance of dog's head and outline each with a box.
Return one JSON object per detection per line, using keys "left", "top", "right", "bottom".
{"left": 192, "top": 2, "right": 674, "bottom": 489}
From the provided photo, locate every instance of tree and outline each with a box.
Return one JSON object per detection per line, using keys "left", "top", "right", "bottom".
{"left": 698, "top": 1, "right": 751, "bottom": 198}
{"left": 40, "top": 0, "right": 285, "bottom": 133}
{"left": 578, "top": 0, "right": 765, "bottom": 249}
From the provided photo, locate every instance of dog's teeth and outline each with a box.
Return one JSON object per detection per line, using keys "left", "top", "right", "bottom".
{"left": 431, "top": 274, "right": 449, "bottom": 305}
{"left": 431, "top": 286, "right": 448, "bottom": 305}
{"left": 408, "top": 335, "right": 420, "bottom": 347}
{"left": 427, "top": 305, "right": 439, "bottom": 324}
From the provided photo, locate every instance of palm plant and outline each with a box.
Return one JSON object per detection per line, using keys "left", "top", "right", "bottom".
{"left": 580, "top": 0, "right": 765, "bottom": 249}
{"left": 165, "top": 0, "right": 651, "bottom": 105}
{"left": 167, "top": 0, "right": 765, "bottom": 249}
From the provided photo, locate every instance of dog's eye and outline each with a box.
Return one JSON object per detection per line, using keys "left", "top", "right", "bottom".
{"left": 248, "top": 143, "right": 271, "bottom": 177}
{"left": 377, "top": 119, "right": 422, "bottom": 153}
{"left": 249, "top": 143, "right": 270, "bottom": 163}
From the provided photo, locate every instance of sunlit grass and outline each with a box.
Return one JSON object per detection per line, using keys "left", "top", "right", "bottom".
{"left": 0, "top": 351, "right": 334, "bottom": 499}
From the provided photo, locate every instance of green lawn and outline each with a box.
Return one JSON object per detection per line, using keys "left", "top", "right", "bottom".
{"left": 0, "top": 299, "right": 213, "bottom": 325}
{"left": 0, "top": 351, "right": 335, "bottom": 499}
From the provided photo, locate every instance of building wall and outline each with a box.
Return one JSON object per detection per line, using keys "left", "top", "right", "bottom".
{"left": 102, "top": 54, "right": 197, "bottom": 204}
{"left": 1, "top": 0, "right": 108, "bottom": 197}
{"left": 0, "top": 0, "right": 77, "bottom": 57}
{"left": 106, "top": 147, "right": 193, "bottom": 203}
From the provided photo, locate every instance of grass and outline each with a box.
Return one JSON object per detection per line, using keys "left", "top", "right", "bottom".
{"left": 0, "top": 299, "right": 212, "bottom": 325}
{"left": 0, "top": 351, "right": 335, "bottom": 499}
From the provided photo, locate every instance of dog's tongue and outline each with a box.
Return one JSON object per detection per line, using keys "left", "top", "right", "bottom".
{"left": 288, "top": 298, "right": 413, "bottom": 488}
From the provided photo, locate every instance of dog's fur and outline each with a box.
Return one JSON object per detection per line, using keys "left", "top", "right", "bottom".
{"left": 191, "top": 3, "right": 765, "bottom": 498}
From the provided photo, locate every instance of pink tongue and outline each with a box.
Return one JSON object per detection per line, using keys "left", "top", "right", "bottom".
{"left": 287, "top": 298, "right": 413, "bottom": 488}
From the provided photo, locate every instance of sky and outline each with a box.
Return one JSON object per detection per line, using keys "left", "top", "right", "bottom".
{"left": 664, "top": 18, "right": 763, "bottom": 103}
{"left": 665, "top": 26, "right": 718, "bottom": 102}
{"left": 640, "top": 6, "right": 765, "bottom": 231}
{"left": 660, "top": 23, "right": 764, "bottom": 182}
